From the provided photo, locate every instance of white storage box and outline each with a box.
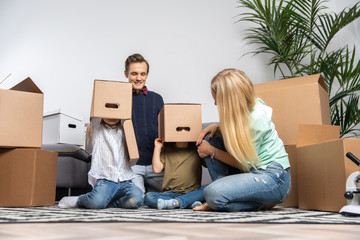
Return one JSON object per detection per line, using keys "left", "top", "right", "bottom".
{"left": 42, "top": 109, "right": 85, "bottom": 145}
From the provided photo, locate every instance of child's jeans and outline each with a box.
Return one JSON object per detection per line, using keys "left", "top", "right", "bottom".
{"left": 77, "top": 179, "right": 144, "bottom": 209}
{"left": 144, "top": 186, "right": 206, "bottom": 209}
{"left": 203, "top": 133, "right": 291, "bottom": 212}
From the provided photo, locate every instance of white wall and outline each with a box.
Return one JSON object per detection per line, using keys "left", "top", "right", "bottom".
{"left": 0, "top": 0, "right": 359, "bottom": 123}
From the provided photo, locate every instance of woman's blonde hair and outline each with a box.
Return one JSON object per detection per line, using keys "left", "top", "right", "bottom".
{"left": 211, "top": 68, "right": 258, "bottom": 172}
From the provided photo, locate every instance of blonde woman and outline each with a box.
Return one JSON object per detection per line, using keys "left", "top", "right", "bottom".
{"left": 195, "top": 69, "right": 291, "bottom": 212}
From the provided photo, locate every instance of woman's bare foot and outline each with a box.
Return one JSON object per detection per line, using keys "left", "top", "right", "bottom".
{"left": 193, "top": 202, "right": 212, "bottom": 211}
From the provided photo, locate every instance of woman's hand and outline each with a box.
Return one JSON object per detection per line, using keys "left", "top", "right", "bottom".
{"left": 197, "top": 140, "right": 215, "bottom": 158}
{"left": 196, "top": 123, "right": 219, "bottom": 146}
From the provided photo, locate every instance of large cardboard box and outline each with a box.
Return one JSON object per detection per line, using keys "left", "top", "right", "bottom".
{"left": 0, "top": 148, "right": 58, "bottom": 207}
{"left": 296, "top": 124, "right": 359, "bottom": 212}
{"left": 278, "top": 145, "right": 298, "bottom": 207}
{"left": 254, "top": 74, "right": 331, "bottom": 145}
{"left": 158, "top": 104, "right": 202, "bottom": 142}
{"left": 90, "top": 80, "right": 132, "bottom": 119}
{"left": 0, "top": 78, "right": 43, "bottom": 148}
{"left": 43, "top": 109, "right": 85, "bottom": 145}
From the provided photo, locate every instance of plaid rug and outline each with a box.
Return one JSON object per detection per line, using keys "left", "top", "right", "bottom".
{"left": 1, "top": 206, "right": 360, "bottom": 224}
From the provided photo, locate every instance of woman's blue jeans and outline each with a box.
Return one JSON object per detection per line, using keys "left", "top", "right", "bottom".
{"left": 144, "top": 186, "right": 206, "bottom": 209}
{"left": 77, "top": 179, "right": 144, "bottom": 209}
{"left": 203, "top": 134, "right": 291, "bottom": 212}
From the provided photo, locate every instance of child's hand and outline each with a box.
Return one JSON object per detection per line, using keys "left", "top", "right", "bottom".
{"left": 154, "top": 138, "right": 164, "bottom": 149}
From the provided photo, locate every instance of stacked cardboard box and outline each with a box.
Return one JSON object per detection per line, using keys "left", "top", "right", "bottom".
{"left": 296, "top": 124, "right": 360, "bottom": 212}
{"left": 0, "top": 78, "right": 58, "bottom": 207}
{"left": 254, "top": 74, "right": 331, "bottom": 208}
{"left": 90, "top": 80, "right": 139, "bottom": 164}
{"left": 256, "top": 74, "right": 360, "bottom": 212}
{"left": 253, "top": 74, "right": 328, "bottom": 210}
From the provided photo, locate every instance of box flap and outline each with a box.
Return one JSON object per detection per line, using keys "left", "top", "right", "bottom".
{"left": 255, "top": 74, "right": 327, "bottom": 92}
{"left": 10, "top": 77, "right": 43, "bottom": 94}
{"left": 123, "top": 119, "right": 139, "bottom": 163}
{"left": 297, "top": 124, "right": 340, "bottom": 147}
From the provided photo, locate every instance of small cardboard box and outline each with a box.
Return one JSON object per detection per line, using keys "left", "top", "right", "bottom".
{"left": 123, "top": 119, "right": 139, "bottom": 164}
{"left": 0, "top": 148, "right": 58, "bottom": 207}
{"left": 278, "top": 145, "right": 298, "bottom": 207}
{"left": 43, "top": 109, "right": 85, "bottom": 145}
{"left": 0, "top": 78, "right": 43, "bottom": 148}
{"left": 90, "top": 80, "right": 132, "bottom": 119}
{"left": 254, "top": 74, "right": 331, "bottom": 145}
{"left": 158, "top": 104, "right": 202, "bottom": 142}
{"left": 296, "top": 124, "right": 360, "bottom": 212}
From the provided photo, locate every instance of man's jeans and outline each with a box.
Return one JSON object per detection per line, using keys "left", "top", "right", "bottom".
{"left": 144, "top": 186, "right": 206, "bottom": 209}
{"left": 131, "top": 165, "right": 164, "bottom": 194}
{"left": 203, "top": 134, "right": 291, "bottom": 212}
{"left": 77, "top": 179, "right": 143, "bottom": 209}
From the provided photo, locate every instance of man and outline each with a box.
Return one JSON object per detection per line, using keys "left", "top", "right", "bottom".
{"left": 124, "top": 53, "right": 164, "bottom": 194}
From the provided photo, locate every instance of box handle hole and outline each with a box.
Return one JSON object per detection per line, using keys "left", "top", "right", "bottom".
{"left": 176, "top": 127, "right": 190, "bottom": 132}
{"left": 68, "top": 124, "right": 77, "bottom": 129}
{"left": 105, "top": 103, "right": 119, "bottom": 109}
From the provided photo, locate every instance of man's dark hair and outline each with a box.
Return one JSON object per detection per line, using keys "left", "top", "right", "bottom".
{"left": 125, "top": 53, "right": 149, "bottom": 74}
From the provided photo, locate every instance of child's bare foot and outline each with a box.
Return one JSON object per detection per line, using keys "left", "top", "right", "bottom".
{"left": 193, "top": 202, "right": 212, "bottom": 211}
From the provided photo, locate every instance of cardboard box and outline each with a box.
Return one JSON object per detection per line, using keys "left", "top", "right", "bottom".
{"left": 278, "top": 145, "right": 298, "bottom": 207}
{"left": 0, "top": 148, "right": 58, "bottom": 207}
{"left": 254, "top": 74, "right": 331, "bottom": 145}
{"left": 43, "top": 109, "right": 85, "bottom": 145}
{"left": 90, "top": 80, "right": 132, "bottom": 119}
{"left": 123, "top": 119, "right": 139, "bottom": 164}
{"left": 296, "top": 124, "right": 359, "bottom": 212}
{"left": 158, "top": 104, "right": 202, "bottom": 142}
{"left": 0, "top": 78, "right": 43, "bottom": 148}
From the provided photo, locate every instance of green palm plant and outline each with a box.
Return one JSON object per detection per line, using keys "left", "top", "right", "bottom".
{"left": 237, "top": 0, "right": 360, "bottom": 137}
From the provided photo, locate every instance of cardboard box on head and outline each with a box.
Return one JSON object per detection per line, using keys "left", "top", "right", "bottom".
{"left": 89, "top": 79, "right": 139, "bottom": 162}
{"left": 90, "top": 80, "right": 132, "bottom": 119}
{"left": 0, "top": 77, "right": 43, "bottom": 148}
{"left": 158, "top": 104, "right": 202, "bottom": 142}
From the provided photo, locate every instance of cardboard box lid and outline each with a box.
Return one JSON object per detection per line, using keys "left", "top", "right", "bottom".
{"left": 43, "top": 108, "right": 83, "bottom": 121}
{"left": 90, "top": 80, "right": 132, "bottom": 119}
{"left": 297, "top": 124, "right": 340, "bottom": 147}
{"left": 255, "top": 74, "right": 327, "bottom": 92}
{"left": 9, "top": 77, "right": 43, "bottom": 94}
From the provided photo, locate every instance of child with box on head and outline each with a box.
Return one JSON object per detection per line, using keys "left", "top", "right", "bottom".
{"left": 144, "top": 104, "right": 206, "bottom": 210}
{"left": 144, "top": 138, "right": 205, "bottom": 209}
{"left": 195, "top": 68, "right": 291, "bottom": 212}
{"left": 58, "top": 117, "right": 143, "bottom": 209}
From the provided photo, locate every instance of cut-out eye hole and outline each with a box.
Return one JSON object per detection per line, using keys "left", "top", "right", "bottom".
{"left": 68, "top": 124, "right": 76, "bottom": 129}
{"left": 176, "top": 127, "right": 190, "bottom": 132}
{"left": 105, "top": 103, "right": 119, "bottom": 109}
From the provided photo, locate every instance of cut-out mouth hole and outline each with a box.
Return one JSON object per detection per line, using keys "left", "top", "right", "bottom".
{"left": 68, "top": 124, "right": 76, "bottom": 128}
{"left": 105, "top": 103, "right": 119, "bottom": 109}
{"left": 176, "top": 127, "right": 190, "bottom": 132}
